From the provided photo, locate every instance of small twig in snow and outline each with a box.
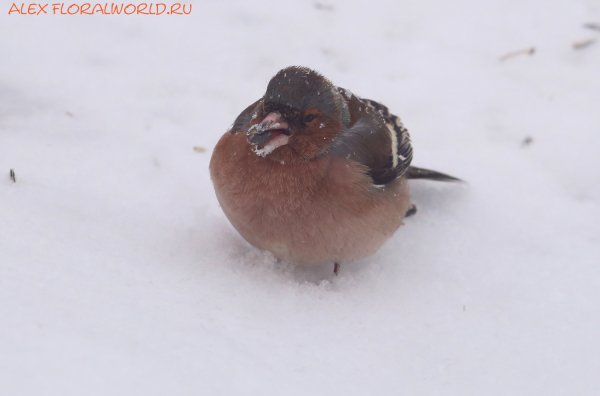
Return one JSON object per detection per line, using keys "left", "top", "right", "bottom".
{"left": 573, "top": 38, "right": 597, "bottom": 49}
{"left": 314, "top": 2, "right": 334, "bottom": 11}
{"left": 10, "top": 169, "right": 16, "bottom": 183}
{"left": 583, "top": 23, "right": 600, "bottom": 31}
{"left": 65, "top": 111, "right": 74, "bottom": 117}
{"left": 193, "top": 146, "right": 206, "bottom": 153}
{"left": 499, "top": 47, "right": 536, "bottom": 62}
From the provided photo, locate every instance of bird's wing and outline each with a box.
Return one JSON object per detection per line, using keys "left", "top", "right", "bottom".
{"left": 328, "top": 94, "right": 413, "bottom": 186}
{"left": 230, "top": 99, "right": 262, "bottom": 134}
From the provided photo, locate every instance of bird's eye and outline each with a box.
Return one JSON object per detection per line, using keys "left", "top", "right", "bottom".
{"left": 303, "top": 114, "right": 316, "bottom": 123}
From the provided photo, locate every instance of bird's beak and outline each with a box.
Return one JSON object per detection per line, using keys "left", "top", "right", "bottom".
{"left": 247, "top": 112, "right": 290, "bottom": 148}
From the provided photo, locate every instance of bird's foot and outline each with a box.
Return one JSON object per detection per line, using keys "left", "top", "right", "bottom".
{"left": 405, "top": 204, "right": 417, "bottom": 217}
{"left": 333, "top": 262, "right": 340, "bottom": 276}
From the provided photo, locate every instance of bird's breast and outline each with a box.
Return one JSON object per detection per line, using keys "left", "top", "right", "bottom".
{"left": 210, "top": 130, "right": 410, "bottom": 266}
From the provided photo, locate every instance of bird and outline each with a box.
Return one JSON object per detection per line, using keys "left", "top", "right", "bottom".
{"left": 210, "top": 66, "right": 460, "bottom": 275}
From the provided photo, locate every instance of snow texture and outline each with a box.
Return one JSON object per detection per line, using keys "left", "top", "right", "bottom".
{"left": 1, "top": 0, "right": 600, "bottom": 394}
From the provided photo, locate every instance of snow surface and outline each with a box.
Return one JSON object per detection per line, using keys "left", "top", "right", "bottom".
{"left": 1, "top": 0, "right": 600, "bottom": 394}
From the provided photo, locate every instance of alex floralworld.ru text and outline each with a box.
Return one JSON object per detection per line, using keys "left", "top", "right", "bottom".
{"left": 8, "top": 3, "right": 192, "bottom": 15}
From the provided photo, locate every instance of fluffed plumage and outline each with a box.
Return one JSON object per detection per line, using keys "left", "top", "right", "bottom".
{"left": 210, "top": 66, "right": 459, "bottom": 272}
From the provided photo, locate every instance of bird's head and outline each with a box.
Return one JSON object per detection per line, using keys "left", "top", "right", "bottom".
{"left": 247, "top": 66, "right": 349, "bottom": 160}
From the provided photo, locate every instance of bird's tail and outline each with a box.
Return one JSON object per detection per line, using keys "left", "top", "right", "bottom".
{"left": 406, "top": 166, "right": 462, "bottom": 182}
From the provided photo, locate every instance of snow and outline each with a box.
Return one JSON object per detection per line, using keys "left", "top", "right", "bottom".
{"left": 1, "top": 0, "right": 600, "bottom": 394}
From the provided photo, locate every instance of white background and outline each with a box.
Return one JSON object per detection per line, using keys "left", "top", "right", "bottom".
{"left": 1, "top": 0, "right": 599, "bottom": 394}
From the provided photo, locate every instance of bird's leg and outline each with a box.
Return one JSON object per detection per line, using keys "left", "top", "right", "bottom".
{"left": 333, "top": 262, "right": 340, "bottom": 275}
{"left": 405, "top": 204, "right": 417, "bottom": 218}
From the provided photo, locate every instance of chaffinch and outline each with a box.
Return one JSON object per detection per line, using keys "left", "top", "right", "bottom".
{"left": 210, "top": 66, "right": 459, "bottom": 274}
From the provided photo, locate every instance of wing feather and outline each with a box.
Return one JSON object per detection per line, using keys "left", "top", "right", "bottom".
{"left": 328, "top": 96, "right": 413, "bottom": 185}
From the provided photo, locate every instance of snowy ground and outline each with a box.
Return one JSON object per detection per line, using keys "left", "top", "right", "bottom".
{"left": 1, "top": 0, "right": 600, "bottom": 394}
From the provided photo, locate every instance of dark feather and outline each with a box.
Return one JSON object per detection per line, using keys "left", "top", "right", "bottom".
{"left": 328, "top": 96, "right": 413, "bottom": 186}
{"left": 230, "top": 99, "right": 262, "bottom": 134}
{"left": 406, "top": 166, "right": 462, "bottom": 182}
